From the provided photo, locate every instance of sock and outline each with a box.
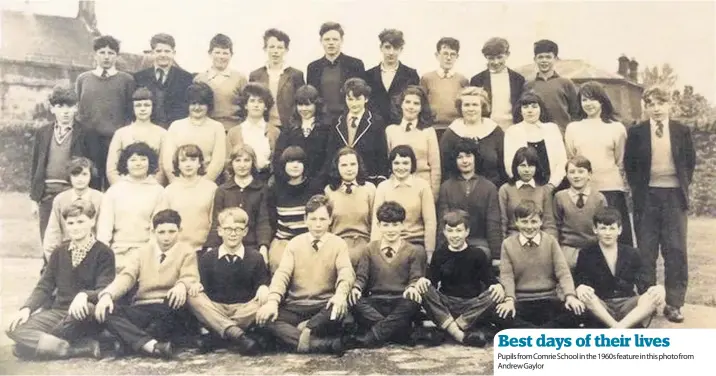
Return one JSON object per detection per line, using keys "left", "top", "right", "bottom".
{"left": 224, "top": 325, "right": 244, "bottom": 340}
{"left": 445, "top": 322, "right": 465, "bottom": 343}
{"left": 141, "top": 339, "right": 158, "bottom": 353}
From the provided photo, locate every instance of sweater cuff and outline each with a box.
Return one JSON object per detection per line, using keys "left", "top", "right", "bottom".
{"left": 268, "top": 292, "right": 282, "bottom": 304}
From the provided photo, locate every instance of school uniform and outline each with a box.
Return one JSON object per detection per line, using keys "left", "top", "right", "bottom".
{"left": 553, "top": 187, "right": 608, "bottom": 268}
{"left": 43, "top": 188, "right": 103, "bottom": 260}
{"left": 498, "top": 181, "right": 558, "bottom": 239}
{"left": 365, "top": 62, "right": 420, "bottom": 125}
{"left": 194, "top": 68, "right": 248, "bottom": 131}
{"left": 99, "top": 241, "right": 200, "bottom": 352}
{"left": 106, "top": 123, "right": 167, "bottom": 186}
{"left": 206, "top": 178, "right": 272, "bottom": 249}
{"left": 352, "top": 240, "right": 425, "bottom": 344}
{"left": 156, "top": 177, "right": 218, "bottom": 250}
{"left": 324, "top": 110, "right": 389, "bottom": 184}
{"left": 134, "top": 65, "right": 194, "bottom": 128}
{"left": 499, "top": 232, "right": 580, "bottom": 328}
{"left": 164, "top": 117, "right": 227, "bottom": 183}
{"left": 307, "top": 53, "right": 366, "bottom": 126}
{"left": 265, "top": 233, "right": 355, "bottom": 352}
{"left": 249, "top": 66, "right": 305, "bottom": 129}
{"left": 7, "top": 238, "right": 115, "bottom": 358}
{"left": 503, "top": 121, "right": 567, "bottom": 188}
{"left": 624, "top": 119, "right": 695, "bottom": 309}
{"left": 419, "top": 69, "right": 469, "bottom": 128}
{"left": 188, "top": 245, "right": 270, "bottom": 338}
{"left": 523, "top": 71, "right": 580, "bottom": 133}
{"left": 469, "top": 68, "right": 526, "bottom": 128}
{"left": 385, "top": 121, "right": 442, "bottom": 200}
{"left": 324, "top": 182, "right": 376, "bottom": 267}
{"left": 273, "top": 120, "right": 331, "bottom": 185}
{"left": 575, "top": 243, "right": 653, "bottom": 326}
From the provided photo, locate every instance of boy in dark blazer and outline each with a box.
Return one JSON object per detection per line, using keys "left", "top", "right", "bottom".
{"left": 30, "top": 86, "right": 96, "bottom": 245}
{"left": 134, "top": 33, "right": 194, "bottom": 128}
{"left": 249, "top": 28, "right": 305, "bottom": 130}
{"left": 575, "top": 207, "right": 665, "bottom": 328}
{"left": 364, "top": 29, "right": 420, "bottom": 125}
{"left": 307, "top": 22, "right": 366, "bottom": 127}
{"left": 469, "top": 37, "right": 525, "bottom": 129}
{"left": 624, "top": 87, "right": 695, "bottom": 323}
{"left": 323, "top": 78, "right": 389, "bottom": 185}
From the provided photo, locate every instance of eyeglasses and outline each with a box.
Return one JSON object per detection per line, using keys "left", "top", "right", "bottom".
{"left": 221, "top": 227, "right": 245, "bottom": 234}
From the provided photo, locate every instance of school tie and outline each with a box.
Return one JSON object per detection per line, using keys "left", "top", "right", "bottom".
{"left": 655, "top": 121, "right": 664, "bottom": 138}
{"left": 525, "top": 239, "right": 538, "bottom": 248}
{"left": 350, "top": 117, "right": 358, "bottom": 128}
{"left": 344, "top": 182, "right": 354, "bottom": 194}
{"left": 101, "top": 69, "right": 108, "bottom": 78}
{"left": 312, "top": 240, "right": 320, "bottom": 251}
{"left": 576, "top": 193, "right": 585, "bottom": 209}
{"left": 443, "top": 69, "right": 450, "bottom": 79}
{"left": 302, "top": 126, "right": 312, "bottom": 138}
{"left": 383, "top": 247, "right": 395, "bottom": 258}
{"left": 405, "top": 122, "right": 413, "bottom": 132}
{"left": 224, "top": 254, "right": 237, "bottom": 263}
{"left": 159, "top": 253, "right": 166, "bottom": 264}
{"left": 156, "top": 69, "right": 165, "bottom": 85}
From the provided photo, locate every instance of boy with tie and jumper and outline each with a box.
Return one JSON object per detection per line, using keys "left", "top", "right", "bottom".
{"left": 7, "top": 200, "right": 114, "bottom": 360}
{"left": 496, "top": 200, "right": 585, "bottom": 328}
{"left": 420, "top": 37, "right": 469, "bottom": 130}
{"left": 75, "top": 35, "right": 135, "bottom": 190}
{"left": 624, "top": 87, "right": 695, "bottom": 323}
{"left": 324, "top": 78, "right": 389, "bottom": 185}
{"left": 187, "top": 208, "right": 269, "bottom": 355}
{"left": 256, "top": 195, "right": 354, "bottom": 355}
{"left": 346, "top": 201, "right": 425, "bottom": 348}
{"left": 553, "top": 156, "right": 608, "bottom": 269}
{"left": 575, "top": 207, "right": 665, "bottom": 328}
{"left": 94, "top": 209, "right": 200, "bottom": 359}
{"left": 417, "top": 210, "right": 507, "bottom": 347}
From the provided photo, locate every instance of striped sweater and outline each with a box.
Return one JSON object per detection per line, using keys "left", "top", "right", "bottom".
{"left": 268, "top": 178, "right": 321, "bottom": 240}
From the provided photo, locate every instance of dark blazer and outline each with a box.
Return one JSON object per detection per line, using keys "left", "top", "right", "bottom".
{"left": 249, "top": 66, "right": 305, "bottom": 127}
{"left": 574, "top": 243, "right": 648, "bottom": 299}
{"left": 364, "top": 63, "right": 420, "bottom": 125}
{"left": 273, "top": 120, "right": 331, "bottom": 184}
{"left": 307, "top": 53, "right": 366, "bottom": 97}
{"left": 323, "top": 110, "right": 389, "bottom": 181}
{"left": 624, "top": 120, "right": 695, "bottom": 213}
{"left": 134, "top": 65, "right": 194, "bottom": 128}
{"left": 469, "top": 68, "right": 526, "bottom": 123}
{"left": 30, "top": 123, "right": 95, "bottom": 202}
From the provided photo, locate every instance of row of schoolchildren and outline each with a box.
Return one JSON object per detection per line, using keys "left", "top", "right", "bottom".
{"left": 8, "top": 193, "right": 666, "bottom": 360}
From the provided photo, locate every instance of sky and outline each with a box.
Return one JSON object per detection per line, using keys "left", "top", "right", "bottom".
{"left": 2, "top": 0, "right": 716, "bottom": 101}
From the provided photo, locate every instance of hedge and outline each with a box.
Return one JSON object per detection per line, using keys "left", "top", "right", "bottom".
{"left": 2, "top": 122, "right": 716, "bottom": 216}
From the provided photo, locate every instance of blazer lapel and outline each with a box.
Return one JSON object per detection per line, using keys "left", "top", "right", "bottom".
{"left": 278, "top": 69, "right": 290, "bottom": 92}
{"left": 668, "top": 120, "right": 681, "bottom": 161}
{"left": 353, "top": 111, "right": 373, "bottom": 146}
{"left": 482, "top": 71, "right": 493, "bottom": 99}
{"left": 387, "top": 65, "right": 406, "bottom": 94}
{"left": 335, "top": 116, "right": 350, "bottom": 147}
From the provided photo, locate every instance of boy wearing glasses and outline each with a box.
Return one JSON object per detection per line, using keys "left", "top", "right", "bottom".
{"left": 186, "top": 208, "right": 269, "bottom": 355}
{"left": 419, "top": 37, "right": 468, "bottom": 129}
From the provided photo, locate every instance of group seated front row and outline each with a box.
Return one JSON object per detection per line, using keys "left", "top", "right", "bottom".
{"left": 7, "top": 195, "right": 665, "bottom": 360}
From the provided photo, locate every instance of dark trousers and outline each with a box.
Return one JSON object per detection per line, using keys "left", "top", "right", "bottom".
{"left": 636, "top": 188, "right": 688, "bottom": 307}
{"left": 266, "top": 300, "right": 341, "bottom": 350}
{"left": 516, "top": 299, "right": 581, "bottom": 328}
{"left": 6, "top": 309, "right": 100, "bottom": 358}
{"left": 353, "top": 296, "right": 419, "bottom": 342}
{"left": 90, "top": 132, "right": 112, "bottom": 191}
{"left": 602, "top": 190, "right": 634, "bottom": 247}
{"left": 103, "top": 303, "right": 182, "bottom": 351}
{"left": 38, "top": 184, "right": 69, "bottom": 244}
{"left": 423, "top": 287, "right": 495, "bottom": 331}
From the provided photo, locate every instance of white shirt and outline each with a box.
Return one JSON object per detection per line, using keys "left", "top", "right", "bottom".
{"left": 380, "top": 62, "right": 399, "bottom": 91}
{"left": 154, "top": 65, "right": 171, "bottom": 84}
{"left": 346, "top": 111, "right": 365, "bottom": 145}
{"left": 567, "top": 187, "right": 591, "bottom": 205}
{"left": 379, "top": 239, "right": 403, "bottom": 256}
{"left": 504, "top": 121, "right": 567, "bottom": 187}
{"left": 308, "top": 233, "right": 325, "bottom": 251}
{"left": 515, "top": 179, "right": 537, "bottom": 189}
{"left": 93, "top": 66, "right": 118, "bottom": 78}
{"left": 489, "top": 70, "right": 513, "bottom": 129}
{"left": 301, "top": 117, "right": 315, "bottom": 137}
{"left": 218, "top": 244, "right": 245, "bottom": 261}
{"left": 267, "top": 65, "right": 285, "bottom": 122}
{"left": 399, "top": 118, "right": 418, "bottom": 132}
{"left": 447, "top": 243, "right": 468, "bottom": 252}
{"left": 436, "top": 68, "right": 455, "bottom": 79}
{"left": 518, "top": 232, "right": 542, "bottom": 247}
{"left": 240, "top": 119, "right": 272, "bottom": 170}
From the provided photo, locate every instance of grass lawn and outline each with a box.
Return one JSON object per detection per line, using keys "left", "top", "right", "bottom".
{"left": 1, "top": 191, "right": 715, "bottom": 306}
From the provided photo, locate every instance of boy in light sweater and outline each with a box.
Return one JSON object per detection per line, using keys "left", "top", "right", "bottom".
{"left": 496, "top": 200, "right": 585, "bottom": 328}
{"left": 346, "top": 201, "right": 425, "bottom": 348}
{"left": 420, "top": 37, "right": 469, "bottom": 129}
{"left": 94, "top": 209, "right": 200, "bottom": 359}
{"left": 554, "top": 156, "right": 608, "bottom": 269}
{"left": 256, "top": 195, "right": 354, "bottom": 355}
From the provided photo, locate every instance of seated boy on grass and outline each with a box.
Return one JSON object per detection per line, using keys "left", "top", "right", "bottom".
{"left": 574, "top": 207, "right": 665, "bottom": 328}
{"left": 496, "top": 200, "right": 585, "bottom": 327}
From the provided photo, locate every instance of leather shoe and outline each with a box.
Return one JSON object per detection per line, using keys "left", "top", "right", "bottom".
{"left": 463, "top": 330, "right": 487, "bottom": 348}
{"left": 151, "top": 342, "right": 173, "bottom": 359}
{"left": 230, "top": 334, "right": 260, "bottom": 356}
{"left": 664, "top": 305, "right": 684, "bottom": 323}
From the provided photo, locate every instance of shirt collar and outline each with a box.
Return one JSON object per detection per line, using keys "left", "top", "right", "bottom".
{"left": 208, "top": 67, "right": 232, "bottom": 78}
{"left": 518, "top": 232, "right": 542, "bottom": 246}
{"left": 536, "top": 70, "right": 559, "bottom": 81}
{"left": 308, "top": 233, "right": 325, "bottom": 250}
{"left": 265, "top": 64, "right": 287, "bottom": 73}
{"left": 437, "top": 68, "right": 455, "bottom": 78}
{"left": 399, "top": 118, "right": 418, "bottom": 131}
{"left": 347, "top": 111, "right": 365, "bottom": 123}
{"left": 218, "top": 244, "right": 245, "bottom": 260}
{"left": 68, "top": 234, "right": 96, "bottom": 253}
{"left": 650, "top": 118, "right": 669, "bottom": 129}
{"left": 391, "top": 175, "right": 414, "bottom": 188}
{"left": 55, "top": 122, "right": 73, "bottom": 133}
{"left": 380, "top": 62, "right": 400, "bottom": 73}
{"left": 516, "top": 179, "right": 536, "bottom": 189}
{"left": 154, "top": 65, "right": 171, "bottom": 74}
{"left": 458, "top": 173, "right": 478, "bottom": 182}
{"left": 93, "top": 66, "right": 118, "bottom": 77}
{"left": 301, "top": 117, "right": 315, "bottom": 128}
{"left": 380, "top": 239, "right": 403, "bottom": 253}
{"left": 568, "top": 187, "right": 591, "bottom": 199}
{"left": 448, "top": 243, "right": 468, "bottom": 252}
{"left": 323, "top": 53, "right": 343, "bottom": 65}
{"left": 70, "top": 189, "right": 90, "bottom": 202}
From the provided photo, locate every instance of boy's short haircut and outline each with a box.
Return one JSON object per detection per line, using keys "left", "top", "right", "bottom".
{"left": 153, "top": 209, "right": 182, "bottom": 229}
{"left": 443, "top": 209, "right": 470, "bottom": 228}
{"left": 217, "top": 207, "right": 249, "bottom": 227}
{"left": 238, "top": 82, "right": 275, "bottom": 121}
{"left": 93, "top": 35, "right": 120, "bottom": 53}
{"left": 116, "top": 141, "right": 159, "bottom": 176}
{"left": 436, "top": 37, "right": 460, "bottom": 53}
{"left": 263, "top": 28, "right": 290, "bottom": 49}
{"left": 455, "top": 86, "right": 491, "bottom": 117}
{"left": 593, "top": 207, "right": 623, "bottom": 227}
{"left": 343, "top": 78, "right": 371, "bottom": 98}
{"left": 172, "top": 144, "right": 206, "bottom": 177}
{"left": 132, "top": 87, "right": 153, "bottom": 102}
{"left": 378, "top": 29, "right": 405, "bottom": 49}
{"left": 150, "top": 33, "right": 176, "bottom": 49}
{"left": 48, "top": 85, "right": 78, "bottom": 106}
{"left": 305, "top": 194, "right": 333, "bottom": 216}
{"left": 61, "top": 199, "right": 97, "bottom": 220}
{"left": 513, "top": 199, "right": 543, "bottom": 220}
{"left": 319, "top": 22, "right": 344, "bottom": 37}
{"left": 642, "top": 86, "right": 671, "bottom": 105}
{"left": 227, "top": 144, "right": 258, "bottom": 177}
{"left": 566, "top": 155, "right": 593, "bottom": 173}
{"left": 186, "top": 82, "right": 215, "bottom": 113}
{"left": 377, "top": 201, "right": 406, "bottom": 223}
{"left": 209, "top": 33, "right": 233, "bottom": 53}
{"left": 482, "top": 37, "right": 510, "bottom": 56}
{"left": 533, "top": 39, "right": 559, "bottom": 57}
{"left": 388, "top": 145, "right": 418, "bottom": 174}
{"left": 67, "top": 157, "right": 96, "bottom": 179}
